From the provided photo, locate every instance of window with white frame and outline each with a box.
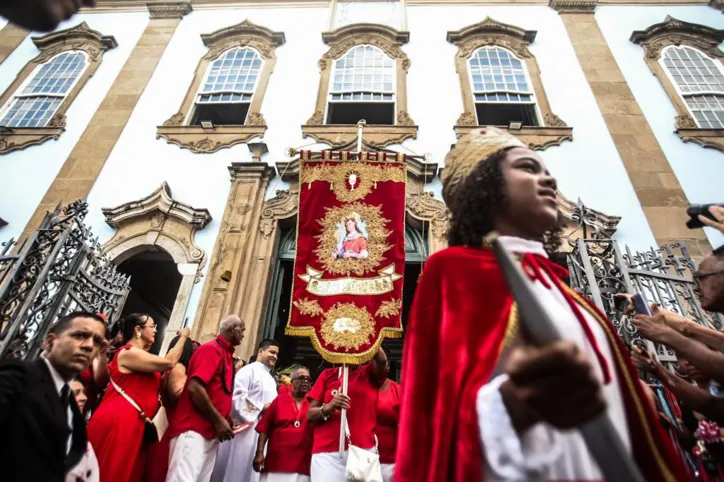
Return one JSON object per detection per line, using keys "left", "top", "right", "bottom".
{"left": 469, "top": 46, "right": 539, "bottom": 127}
{"left": 190, "top": 47, "right": 263, "bottom": 126}
{"left": 660, "top": 45, "right": 724, "bottom": 129}
{"left": 327, "top": 45, "right": 395, "bottom": 125}
{"left": 0, "top": 51, "right": 87, "bottom": 128}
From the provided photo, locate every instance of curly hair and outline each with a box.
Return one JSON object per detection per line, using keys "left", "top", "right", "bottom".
{"left": 446, "top": 148, "right": 561, "bottom": 255}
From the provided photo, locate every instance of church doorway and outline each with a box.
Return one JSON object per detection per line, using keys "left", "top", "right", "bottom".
{"left": 263, "top": 223, "right": 428, "bottom": 380}
{"left": 117, "top": 250, "right": 183, "bottom": 354}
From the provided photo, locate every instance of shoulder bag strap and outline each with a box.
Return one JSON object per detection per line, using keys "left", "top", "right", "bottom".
{"left": 110, "top": 377, "right": 151, "bottom": 422}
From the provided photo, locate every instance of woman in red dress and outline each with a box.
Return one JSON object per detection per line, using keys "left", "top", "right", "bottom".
{"left": 376, "top": 374, "right": 400, "bottom": 482}
{"left": 87, "top": 313, "right": 190, "bottom": 482}
{"left": 253, "top": 366, "right": 314, "bottom": 482}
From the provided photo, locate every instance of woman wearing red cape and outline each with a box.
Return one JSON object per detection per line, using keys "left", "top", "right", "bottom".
{"left": 394, "top": 127, "right": 691, "bottom": 482}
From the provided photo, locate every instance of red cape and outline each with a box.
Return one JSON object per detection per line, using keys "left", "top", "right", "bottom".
{"left": 395, "top": 246, "right": 690, "bottom": 482}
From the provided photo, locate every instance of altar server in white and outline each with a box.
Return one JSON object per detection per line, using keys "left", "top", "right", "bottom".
{"left": 211, "top": 340, "right": 280, "bottom": 482}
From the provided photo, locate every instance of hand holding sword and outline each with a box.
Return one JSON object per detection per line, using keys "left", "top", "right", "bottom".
{"left": 489, "top": 232, "right": 645, "bottom": 482}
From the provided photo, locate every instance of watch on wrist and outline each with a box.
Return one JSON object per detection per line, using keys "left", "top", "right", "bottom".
{"left": 320, "top": 403, "right": 330, "bottom": 421}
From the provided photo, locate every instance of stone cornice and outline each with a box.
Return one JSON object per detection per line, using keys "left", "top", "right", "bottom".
{"left": 228, "top": 162, "right": 276, "bottom": 182}
{"left": 447, "top": 17, "right": 536, "bottom": 46}
{"left": 201, "top": 19, "right": 286, "bottom": 49}
{"left": 32, "top": 21, "right": 117, "bottom": 53}
{"left": 147, "top": 1, "right": 192, "bottom": 19}
{"left": 549, "top": 0, "right": 598, "bottom": 13}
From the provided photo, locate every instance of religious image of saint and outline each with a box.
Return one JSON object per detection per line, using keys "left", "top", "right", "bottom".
{"left": 333, "top": 212, "right": 369, "bottom": 260}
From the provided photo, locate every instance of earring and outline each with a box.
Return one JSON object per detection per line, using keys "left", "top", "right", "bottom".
{"left": 136, "top": 332, "right": 141, "bottom": 339}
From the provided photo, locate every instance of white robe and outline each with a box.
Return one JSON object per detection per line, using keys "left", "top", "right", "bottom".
{"left": 211, "top": 362, "right": 278, "bottom": 482}
{"left": 477, "top": 236, "right": 631, "bottom": 481}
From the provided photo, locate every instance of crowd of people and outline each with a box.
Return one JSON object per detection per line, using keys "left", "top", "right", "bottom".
{"left": 2, "top": 126, "right": 724, "bottom": 482}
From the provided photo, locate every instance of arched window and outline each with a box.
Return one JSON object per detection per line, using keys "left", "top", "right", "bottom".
{"left": 468, "top": 46, "right": 539, "bottom": 126}
{"left": 190, "top": 47, "right": 263, "bottom": 126}
{"left": 660, "top": 45, "right": 724, "bottom": 129}
{"left": 327, "top": 45, "right": 396, "bottom": 125}
{"left": 0, "top": 51, "right": 87, "bottom": 128}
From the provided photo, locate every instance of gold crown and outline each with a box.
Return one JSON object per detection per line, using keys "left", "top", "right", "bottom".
{"left": 441, "top": 127, "right": 526, "bottom": 205}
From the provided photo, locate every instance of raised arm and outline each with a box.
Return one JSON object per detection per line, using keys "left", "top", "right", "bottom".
{"left": 371, "top": 348, "right": 388, "bottom": 385}
{"left": 164, "top": 363, "right": 187, "bottom": 405}
{"left": 118, "top": 330, "right": 189, "bottom": 374}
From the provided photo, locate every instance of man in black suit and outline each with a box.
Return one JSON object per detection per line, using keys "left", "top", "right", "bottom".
{"left": 0, "top": 311, "right": 108, "bottom": 481}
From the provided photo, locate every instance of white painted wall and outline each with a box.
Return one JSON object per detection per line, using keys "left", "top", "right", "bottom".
{"left": 5, "top": 3, "right": 709, "bottom": 327}
{"left": 403, "top": 5, "right": 658, "bottom": 250}
{"left": 596, "top": 5, "right": 724, "bottom": 249}
{"left": 84, "top": 6, "right": 333, "bottom": 327}
{"left": 0, "top": 13, "right": 148, "bottom": 240}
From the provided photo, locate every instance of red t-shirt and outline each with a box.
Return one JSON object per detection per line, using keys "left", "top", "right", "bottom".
{"left": 168, "top": 336, "right": 234, "bottom": 440}
{"left": 307, "top": 364, "right": 380, "bottom": 454}
{"left": 376, "top": 380, "right": 400, "bottom": 464}
{"left": 256, "top": 388, "right": 313, "bottom": 475}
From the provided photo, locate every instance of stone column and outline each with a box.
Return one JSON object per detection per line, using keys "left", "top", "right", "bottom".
{"left": 192, "top": 162, "right": 275, "bottom": 356}
{"left": 160, "top": 263, "right": 197, "bottom": 354}
{"left": 0, "top": 23, "right": 27, "bottom": 64}
{"left": 552, "top": 0, "right": 710, "bottom": 257}
{"left": 20, "top": 2, "right": 192, "bottom": 239}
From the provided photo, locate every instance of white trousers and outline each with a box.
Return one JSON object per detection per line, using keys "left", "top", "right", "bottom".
{"left": 260, "top": 473, "right": 311, "bottom": 482}
{"left": 381, "top": 463, "right": 394, "bottom": 482}
{"left": 167, "top": 431, "right": 219, "bottom": 482}
{"left": 310, "top": 452, "right": 347, "bottom": 482}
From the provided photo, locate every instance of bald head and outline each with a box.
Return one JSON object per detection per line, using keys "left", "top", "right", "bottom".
{"left": 696, "top": 252, "right": 724, "bottom": 313}
{"left": 219, "top": 314, "right": 245, "bottom": 347}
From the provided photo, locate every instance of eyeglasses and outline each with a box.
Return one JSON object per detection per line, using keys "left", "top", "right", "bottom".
{"left": 693, "top": 268, "right": 724, "bottom": 281}
{"left": 292, "top": 376, "right": 312, "bottom": 382}
{"left": 142, "top": 323, "right": 157, "bottom": 329}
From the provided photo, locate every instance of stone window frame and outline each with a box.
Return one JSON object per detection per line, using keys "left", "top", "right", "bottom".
{"left": 0, "top": 22, "right": 117, "bottom": 155}
{"left": 630, "top": 16, "right": 724, "bottom": 153}
{"left": 302, "top": 23, "right": 418, "bottom": 149}
{"left": 157, "top": 20, "right": 285, "bottom": 154}
{"left": 447, "top": 17, "right": 573, "bottom": 150}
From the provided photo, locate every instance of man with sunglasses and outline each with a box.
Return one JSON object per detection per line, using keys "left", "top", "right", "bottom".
{"left": 166, "top": 314, "right": 246, "bottom": 482}
{"left": 630, "top": 247, "right": 724, "bottom": 386}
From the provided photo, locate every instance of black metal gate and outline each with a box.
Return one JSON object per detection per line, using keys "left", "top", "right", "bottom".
{"left": 568, "top": 236, "right": 723, "bottom": 370}
{"left": 0, "top": 200, "right": 130, "bottom": 360}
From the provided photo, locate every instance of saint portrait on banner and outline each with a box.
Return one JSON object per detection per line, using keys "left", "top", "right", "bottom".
{"left": 333, "top": 212, "right": 369, "bottom": 260}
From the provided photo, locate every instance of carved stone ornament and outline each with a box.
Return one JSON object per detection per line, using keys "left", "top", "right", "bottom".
{"left": 447, "top": 18, "right": 536, "bottom": 60}
{"left": 301, "top": 124, "right": 418, "bottom": 149}
{"left": 630, "top": 16, "right": 724, "bottom": 60}
{"left": 259, "top": 190, "right": 299, "bottom": 238}
{"left": 406, "top": 191, "right": 450, "bottom": 242}
{"left": 102, "top": 182, "right": 212, "bottom": 282}
{"left": 0, "top": 23, "right": 117, "bottom": 155}
{"left": 549, "top": 0, "right": 598, "bottom": 14}
{"left": 631, "top": 17, "right": 724, "bottom": 152}
{"left": 302, "top": 23, "right": 417, "bottom": 148}
{"left": 448, "top": 18, "right": 573, "bottom": 151}
{"left": 157, "top": 20, "right": 284, "bottom": 153}
{"left": 147, "top": 2, "right": 192, "bottom": 19}
{"left": 454, "top": 126, "right": 573, "bottom": 151}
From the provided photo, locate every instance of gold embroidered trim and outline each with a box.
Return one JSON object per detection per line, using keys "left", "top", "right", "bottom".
{"left": 301, "top": 161, "right": 406, "bottom": 203}
{"left": 314, "top": 202, "right": 392, "bottom": 276}
{"left": 320, "top": 303, "right": 376, "bottom": 351}
{"left": 565, "top": 287, "right": 675, "bottom": 482}
{"left": 293, "top": 297, "right": 324, "bottom": 317}
{"left": 376, "top": 298, "right": 402, "bottom": 318}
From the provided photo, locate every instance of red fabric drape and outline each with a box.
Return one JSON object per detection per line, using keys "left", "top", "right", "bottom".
{"left": 395, "top": 246, "right": 691, "bottom": 482}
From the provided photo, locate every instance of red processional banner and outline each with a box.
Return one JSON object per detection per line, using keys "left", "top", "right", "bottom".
{"left": 286, "top": 150, "right": 406, "bottom": 364}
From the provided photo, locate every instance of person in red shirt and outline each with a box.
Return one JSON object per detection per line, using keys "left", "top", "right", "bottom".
{"left": 376, "top": 367, "right": 400, "bottom": 482}
{"left": 166, "top": 315, "right": 246, "bottom": 482}
{"left": 253, "top": 366, "right": 314, "bottom": 482}
{"left": 306, "top": 348, "right": 387, "bottom": 481}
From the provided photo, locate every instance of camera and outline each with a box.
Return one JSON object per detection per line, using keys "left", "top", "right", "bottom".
{"left": 686, "top": 204, "right": 723, "bottom": 229}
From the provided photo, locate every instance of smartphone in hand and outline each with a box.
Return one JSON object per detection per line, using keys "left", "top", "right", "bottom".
{"left": 686, "top": 204, "right": 722, "bottom": 229}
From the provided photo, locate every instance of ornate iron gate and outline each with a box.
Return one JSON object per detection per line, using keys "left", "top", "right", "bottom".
{"left": 0, "top": 200, "right": 131, "bottom": 360}
{"left": 567, "top": 236, "right": 723, "bottom": 369}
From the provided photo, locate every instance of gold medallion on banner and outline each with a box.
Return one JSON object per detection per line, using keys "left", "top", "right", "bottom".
{"left": 320, "top": 303, "right": 375, "bottom": 350}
